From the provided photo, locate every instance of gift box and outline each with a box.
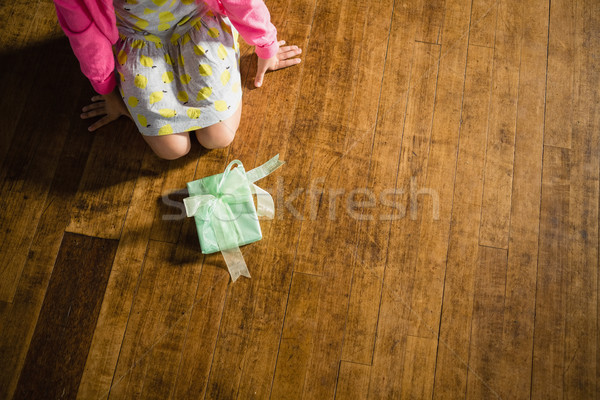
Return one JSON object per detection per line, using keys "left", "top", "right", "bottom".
{"left": 183, "top": 155, "right": 284, "bottom": 281}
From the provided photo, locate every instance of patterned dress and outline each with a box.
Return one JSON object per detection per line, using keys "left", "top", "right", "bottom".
{"left": 113, "top": 0, "right": 242, "bottom": 136}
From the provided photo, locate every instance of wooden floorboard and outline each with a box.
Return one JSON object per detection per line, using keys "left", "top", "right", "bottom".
{"left": 478, "top": 0, "right": 523, "bottom": 249}
{"left": 0, "top": 86, "right": 96, "bottom": 399}
{"left": 498, "top": 0, "right": 549, "bottom": 397}
{"left": 1, "top": 0, "right": 598, "bottom": 398}
{"left": 13, "top": 233, "right": 118, "bottom": 400}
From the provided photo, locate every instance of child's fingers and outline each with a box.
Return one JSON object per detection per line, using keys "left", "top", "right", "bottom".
{"left": 278, "top": 45, "right": 299, "bottom": 53}
{"left": 81, "top": 107, "right": 106, "bottom": 119}
{"left": 82, "top": 102, "right": 105, "bottom": 113}
{"left": 88, "top": 115, "right": 112, "bottom": 132}
{"left": 278, "top": 47, "right": 302, "bottom": 61}
{"left": 276, "top": 58, "right": 301, "bottom": 70}
{"left": 254, "top": 70, "right": 266, "bottom": 87}
{"left": 255, "top": 59, "right": 270, "bottom": 87}
{"left": 278, "top": 40, "right": 286, "bottom": 46}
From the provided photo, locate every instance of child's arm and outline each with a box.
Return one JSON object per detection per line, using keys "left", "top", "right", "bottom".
{"left": 53, "top": 0, "right": 118, "bottom": 95}
{"left": 211, "top": 0, "right": 302, "bottom": 87}
{"left": 208, "top": 0, "right": 279, "bottom": 58}
{"left": 55, "top": 0, "right": 127, "bottom": 130}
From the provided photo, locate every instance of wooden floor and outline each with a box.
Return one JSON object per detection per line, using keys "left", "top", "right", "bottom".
{"left": 1, "top": 0, "right": 599, "bottom": 398}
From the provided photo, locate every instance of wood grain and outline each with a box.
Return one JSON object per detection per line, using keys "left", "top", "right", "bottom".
{"left": 148, "top": 153, "right": 200, "bottom": 244}
{"left": 76, "top": 149, "right": 180, "bottom": 400}
{"left": 432, "top": 42, "right": 492, "bottom": 399}
{"left": 0, "top": 0, "right": 63, "bottom": 167}
{"left": 107, "top": 239, "right": 202, "bottom": 400}
{"left": 478, "top": 0, "right": 523, "bottom": 249}
{"left": 0, "top": 87, "right": 95, "bottom": 400}
{"left": 341, "top": 0, "right": 409, "bottom": 366}
{"left": 468, "top": 0, "right": 497, "bottom": 47}
{"left": 544, "top": 0, "right": 575, "bottom": 148}
{"left": 65, "top": 120, "right": 146, "bottom": 239}
{"left": 403, "top": 0, "right": 472, "bottom": 342}
{"left": 0, "top": 35, "right": 80, "bottom": 302}
{"left": 270, "top": 272, "right": 321, "bottom": 400}
{"left": 0, "top": 0, "right": 598, "bottom": 398}
{"left": 532, "top": 145, "right": 570, "bottom": 399}
{"left": 401, "top": 336, "right": 437, "bottom": 399}
{"left": 335, "top": 361, "right": 371, "bottom": 400}
{"left": 12, "top": 233, "right": 118, "bottom": 400}
{"left": 221, "top": 21, "right": 314, "bottom": 400}
{"left": 497, "top": 0, "right": 548, "bottom": 397}
{"left": 466, "top": 246, "right": 507, "bottom": 399}
{"left": 367, "top": 38, "right": 440, "bottom": 400}
{"left": 168, "top": 148, "right": 231, "bottom": 400}
{"left": 272, "top": 1, "right": 388, "bottom": 398}
{"left": 415, "top": 0, "right": 445, "bottom": 44}
{"left": 561, "top": 0, "right": 599, "bottom": 397}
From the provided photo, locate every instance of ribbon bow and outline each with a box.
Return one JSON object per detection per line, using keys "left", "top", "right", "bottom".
{"left": 183, "top": 155, "right": 285, "bottom": 281}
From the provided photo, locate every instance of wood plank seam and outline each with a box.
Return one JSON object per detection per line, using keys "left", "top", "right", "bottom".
{"left": 199, "top": 20, "right": 315, "bottom": 399}
{"left": 200, "top": 275, "right": 235, "bottom": 399}
{"left": 364, "top": 35, "right": 443, "bottom": 395}
{"left": 103, "top": 236, "right": 151, "bottom": 399}
{"left": 347, "top": 8, "right": 439, "bottom": 376}
{"left": 383, "top": 271, "right": 502, "bottom": 398}
{"left": 260, "top": 12, "right": 332, "bottom": 398}
{"left": 475, "top": 0, "right": 499, "bottom": 248}
{"left": 469, "top": 43, "right": 494, "bottom": 49}
{"left": 530, "top": 145, "right": 569, "bottom": 398}
{"left": 431, "top": 34, "right": 472, "bottom": 400}
{"left": 342, "top": 0, "right": 498, "bottom": 161}
{"left": 415, "top": 40, "right": 441, "bottom": 45}
{"left": 164, "top": 256, "right": 206, "bottom": 400}
{"left": 430, "top": 3, "right": 502, "bottom": 396}
{"left": 361, "top": 38, "right": 418, "bottom": 370}
{"left": 101, "top": 250, "right": 229, "bottom": 399}
{"left": 267, "top": 269, "right": 301, "bottom": 399}
{"left": 231, "top": 22, "right": 314, "bottom": 399}
{"left": 112, "top": 169, "right": 146, "bottom": 241}
{"left": 436, "top": 0, "right": 447, "bottom": 45}
{"left": 104, "top": 273, "right": 229, "bottom": 398}
{"left": 478, "top": 243, "right": 509, "bottom": 250}
{"left": 478, "top": 0, "right": 526, "bottom": 249}
{"left": 465, "top": 246, "right": 508, "bottom": 399}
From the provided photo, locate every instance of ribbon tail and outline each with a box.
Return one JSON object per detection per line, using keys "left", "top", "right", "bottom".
{"left": 246, "top": 154, "right": 285, "bottom": 184}
{"left": 251, "top": 183, "right": 275, "bottom": 219}
{"left": 222, "top": 247, "right": 251, "bottom": 282}
{"left": 211, "top": 205, "right": 249, "bottom": 280}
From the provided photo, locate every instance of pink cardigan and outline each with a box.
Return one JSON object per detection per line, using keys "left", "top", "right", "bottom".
{"left": 54, "top": 0, "right": 278, "bottom": 94}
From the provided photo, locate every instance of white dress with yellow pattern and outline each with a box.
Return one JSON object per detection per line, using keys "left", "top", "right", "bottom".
{"left": 114, "top": 0, "right": 241, "bottom": 136}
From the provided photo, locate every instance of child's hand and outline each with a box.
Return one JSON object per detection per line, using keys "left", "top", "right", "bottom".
{"left": 255, "top": 40, "right": 302, "bottom": 88}
{"left": 81, "top": 88, "right": 131, "bottom": 132}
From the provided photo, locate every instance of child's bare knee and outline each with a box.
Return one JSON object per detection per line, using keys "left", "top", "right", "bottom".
{"left": 197, "top": 127, "right": 236, "bottom": 149}
{"left": 153, "top": 143, "right": 191, "bottom": 160}
{"left": 208, "top": 131, "right": 235, "bottom": 149}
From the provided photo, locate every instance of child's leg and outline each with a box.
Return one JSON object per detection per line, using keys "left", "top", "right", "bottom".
{"left": 141, "top": 132, "right": 192, "bottom": 160}
{"left": 195, "top": 102, "right": 242, "bottom": 149}
{"left": 141, "top": 102, "right": 241, "bottom": 159}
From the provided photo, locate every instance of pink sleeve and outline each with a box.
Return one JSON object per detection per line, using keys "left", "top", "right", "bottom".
{"left": 212, "top": 0, "right": 279, "bottom": 59}
{"left": 54, "top": 0, "right": 117, "bottom": 94}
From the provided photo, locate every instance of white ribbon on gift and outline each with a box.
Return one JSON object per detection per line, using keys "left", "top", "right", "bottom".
{"left": 183, "top": 154, "right": 285, "bottom": 282}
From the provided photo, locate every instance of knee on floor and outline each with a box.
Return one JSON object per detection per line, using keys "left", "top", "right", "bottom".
{"left": 153, "top": 142, "right": 191, "bottom": 160}
{"left": 197, "top": 127, "right": 236, "bottom": 149}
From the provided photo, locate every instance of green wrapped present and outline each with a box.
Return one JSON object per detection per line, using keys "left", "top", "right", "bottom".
{"left": 183, "top": 154, "right": 284, "bottom": 281}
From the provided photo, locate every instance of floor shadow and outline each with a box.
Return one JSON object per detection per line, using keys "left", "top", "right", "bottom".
{"left": 0, "top": 37, "right": 226, "bottom": 196}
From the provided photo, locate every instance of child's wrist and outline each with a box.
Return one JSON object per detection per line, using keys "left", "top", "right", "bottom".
{"left": 255, "top": 41, "right": 279, "bottom": 59}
